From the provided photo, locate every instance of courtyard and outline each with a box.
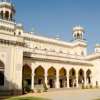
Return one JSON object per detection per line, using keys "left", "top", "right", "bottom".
{"left": 1, "top": 89, "right": 100, "bottom": 100}
{"left": 22, "top": 89, "right": 100, "bottom": 100}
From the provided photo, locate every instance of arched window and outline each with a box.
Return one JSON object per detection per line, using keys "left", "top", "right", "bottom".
{"left": 18, "top": 32, "right": 21, "bottom": 35}
{"left": 77, "top": 33, "right": 80, "bottom": 39}
{"left": 0, "top": 60, "right": 5, "bottom": 86}
{"left": 0, "top": 11, "right": 3, "bottom": 19}
{"left": 5, "top": 11, "right": 9, "bottom": 20}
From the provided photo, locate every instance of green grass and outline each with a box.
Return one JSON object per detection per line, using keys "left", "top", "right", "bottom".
{"left": 4, "top": 96, "right": 49, "bottom": 100}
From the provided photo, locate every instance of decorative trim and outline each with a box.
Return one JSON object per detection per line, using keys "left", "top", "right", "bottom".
{"left": 0, "top": 38, "right": 25, "bottom": 46}
{"left": 24, "top": 55, "right": 93, "bottom": 67}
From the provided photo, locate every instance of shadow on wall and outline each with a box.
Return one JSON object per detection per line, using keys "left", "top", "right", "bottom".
{"left": 0, "top": 74, "right": 22, "bottom": 96}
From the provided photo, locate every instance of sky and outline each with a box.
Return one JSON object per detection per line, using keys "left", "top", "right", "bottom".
{"left": 13, "top": 0, "right": 100, "bottom": 53}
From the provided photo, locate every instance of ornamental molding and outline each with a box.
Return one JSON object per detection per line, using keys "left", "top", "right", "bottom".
{"left": 0, "top": 26, "right": 14, "bottom": 32}
{"left": 86, "top": 55, "right": 100, "bottom": 61}
{"left": 0, "top": 38, "right": 25, "bottom": 46}
{"left": 24, "top": 56, "right": 93, "bottom": 67}
{"left": 23, "top": 52, "right": 93, "bottom": 67}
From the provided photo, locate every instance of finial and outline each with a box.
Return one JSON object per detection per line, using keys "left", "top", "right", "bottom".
{"left": 30, "top": 27, "right": 36, "bottom": 34}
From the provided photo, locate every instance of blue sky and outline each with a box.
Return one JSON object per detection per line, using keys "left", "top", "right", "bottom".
{"left": 13, "top": 0, "right": 100, "bottom": 53}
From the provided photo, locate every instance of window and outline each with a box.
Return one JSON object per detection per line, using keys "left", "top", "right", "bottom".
{"left": 5, "top": 11, "right": 9, "bottom": 20}
{"left": 19, "top": 32, "right": 21, "bottom": 35}
{"left": 0, "top": 71, "right": 4, "bottom": 86}
{"left": 0, "top": 11, "right": 3, "bottom": 19}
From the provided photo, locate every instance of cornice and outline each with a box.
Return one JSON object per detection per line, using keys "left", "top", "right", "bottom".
{"left": 85, "top": 53, "right": 100, "bottom": 61}
{"left": 23, "top": 52, "right": 93, "bottom": 67}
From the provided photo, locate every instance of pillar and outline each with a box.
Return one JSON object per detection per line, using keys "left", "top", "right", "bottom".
{"left": 31, "top": 68, "right": 34, "bottom": 90}
{"left": 84, "top": 70, "right": 87, "bottom": 87}
{"left": 45, "top": 69, "right": 48, "bottom": 87}
{"left": 56, "top": 70, "right": 60, "bottom": 88}
{"left": 76, "top": 70, "right": 79, "bottom": 88}
{"left": 67, "top": 70, "right": 69, "bottom": 88}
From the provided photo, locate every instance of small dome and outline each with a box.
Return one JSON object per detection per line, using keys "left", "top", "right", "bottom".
{"left": 73, "top": 26, "right": 85, "bottom": 33}
{"left": 17, "top": 23, "right": 23, "bottom": 27}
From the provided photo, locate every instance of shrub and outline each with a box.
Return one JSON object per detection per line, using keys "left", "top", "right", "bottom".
{"left": 81, "top": 84, "right": 85, "bottom": 89}
{"left": 90, "top": 84, "right": 93, "bottom": 89}
{"left": 43, "top": 83, "right": 48, "bottom": 92}
{"left": 37, "top": 89, "right": 41, "bottom": 93}
{"left": 86, "top": 85, "right": 89, "bottom": 89}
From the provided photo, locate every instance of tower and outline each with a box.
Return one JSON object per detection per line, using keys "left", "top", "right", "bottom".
{"left": 72, "top": 26, "right": 85, "bottom": 40}
{"left": 0, "top": 0, "right": 15, "bottom": 21}
{"left": 72, "top": 26, "right": 87, "bottom": 56}
{"left": 0, "top": 0, "right": 16, "bottom": 35}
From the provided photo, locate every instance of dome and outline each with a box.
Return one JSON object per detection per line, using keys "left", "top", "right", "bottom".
{"left": 73, "top": 26, "right": 85, "bottom": 33}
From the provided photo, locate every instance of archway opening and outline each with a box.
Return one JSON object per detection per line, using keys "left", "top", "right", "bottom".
{"left": 34, "top": 66, "right": 44, "bottom": 85}
{"left": 0, "top": 11, "right": 3, "bottom": 19}
{"left": 48, "top": 67, "right": 56, "bottom": 88}
{"left": 59, "top": 68, "right": 67, "bottom": 88}
{"left": 78, "top": 69, "right": 84, "bottom": 86}
{"left": 22, "top": 64, "right": 32, "bottom": 93}
{"left": 0, "top": 60, "right": 4, "bottom": 86}
{"left": 86, "top": 69, "right": 91, "bottom": 84}
{"left": 5, "top": 11, "right": 9, "bottom": 20}
{"left": 69, "top": 68, "right": 76, "bottom": 87}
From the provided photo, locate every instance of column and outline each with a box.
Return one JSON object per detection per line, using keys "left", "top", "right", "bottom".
{"left": 56, "top": 70, "right": 60, "bottom": 88}
{"left": 84, "top": 70, "right": 87, "bottom": 87}
{"left": 67, "top": 71, "right": 69, "bottom": 88}
{"left": 76, "top": 70, "right": 79, "bottom": 88}
{"left": 45, "top": 69, "right": 48, "bottom": 87}
{"left": 31, "top": 68, "right": 34, "bottom": 90}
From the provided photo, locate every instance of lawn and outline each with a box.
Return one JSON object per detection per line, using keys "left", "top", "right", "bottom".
{"left": 4, "top": 96, "right": 49, "bottom": 100}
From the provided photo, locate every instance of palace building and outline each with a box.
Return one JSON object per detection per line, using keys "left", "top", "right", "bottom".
{"left": 0, "top": 0, "right": 100, "bottom": 95}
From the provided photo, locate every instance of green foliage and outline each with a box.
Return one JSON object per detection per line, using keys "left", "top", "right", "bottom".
{"left": 5, "top": 97, "right": 49, "bottom": 100}
{"left": 37, "top": 89, "right": 41, "bottom": 93}
{"left": 81, "top": 84, "right": 85, "bottom": 89}
{"left": 23, "top": 80, "right": 32, "bottom": 93}
{"left": 43, "top": 83, "right": 48, "bottom": 92}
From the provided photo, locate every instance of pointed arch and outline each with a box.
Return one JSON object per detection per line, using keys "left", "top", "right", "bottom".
{"left": 22, "top": 64, "right": 32, "bottom": 93}
{"left": 35, "top": 66, "right": 44, "bottom": 76}
{"left": 59, "top": 67, "right": 66, "bottom": 76}
{"left": 69, "top": 68, "right": 76, "bottom": 77}
{"left": 78, "top": 69, "right": 84, "bottom": 84}
{"left": 86, "top": 69, "right": 92, "bottom": 84}
{"left": 69, "top": 68, "right": 76, "bottom": 87}
{"left": 34, "top": 65, "right": 45, "bottom": 85}
{"left": 59, "top": 67, "right": 67, "bottom": 88}
{"left": 48, "top": 67, "right": 56, "bottom": 76}
{"left": 47, "top": 67, "right": 56, "bottom": 88}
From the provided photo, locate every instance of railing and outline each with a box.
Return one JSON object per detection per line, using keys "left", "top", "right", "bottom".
{"left": 0, "top": 18, "right": 15, "bottom": 27}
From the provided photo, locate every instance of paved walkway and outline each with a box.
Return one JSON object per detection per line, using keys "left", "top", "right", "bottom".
{"left": 26, "top": 89, "right": 100, "bottom": 100}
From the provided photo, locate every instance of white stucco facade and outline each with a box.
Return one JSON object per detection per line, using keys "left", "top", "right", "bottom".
{"left": 0, "top": 0, "right": 100, "bottom": 95}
